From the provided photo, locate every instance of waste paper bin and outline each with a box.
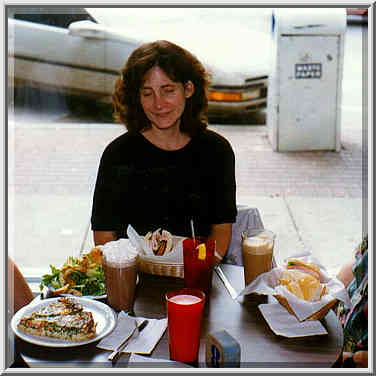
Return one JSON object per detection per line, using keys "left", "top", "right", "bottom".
{"left": 267, "top": 8, "right": 346, "bottom": 152}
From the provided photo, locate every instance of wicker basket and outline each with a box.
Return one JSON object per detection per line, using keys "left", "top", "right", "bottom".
{"left": 273, "top": 294, "right": 338, "bottom": 321}
{"left": 138, "top": 257, "right": 184, "bottom": 278}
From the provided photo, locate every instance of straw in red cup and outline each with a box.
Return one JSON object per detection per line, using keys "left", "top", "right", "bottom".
{"left": 166, "top": 288, "right": 205, "bottom": 365}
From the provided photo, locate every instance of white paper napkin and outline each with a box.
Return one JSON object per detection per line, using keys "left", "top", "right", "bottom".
{"left": 97, "top": 311, "right": 167, "bottom": 355}
{"left": 124, "top": 316, "right": 168, "bottom": 354}
{"left": 127, "top": 224, "right": 146, "bottom": 254}
{"left": 259, "top": 303, "right": 328, "bottom": 337}
{"left": 96, "top": 312, "right": 137, "bottom": 351}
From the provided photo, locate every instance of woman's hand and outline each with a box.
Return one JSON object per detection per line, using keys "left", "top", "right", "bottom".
{"left": 343, "top": 351, "right": 368, "bottom": 368}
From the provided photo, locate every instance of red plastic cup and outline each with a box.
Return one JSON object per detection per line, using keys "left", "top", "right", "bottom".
{"left": 183, "top": 237, "right": 215, "bottom": 293}
{"left": 166, "top": 288, "right": 205, "bottom": 364}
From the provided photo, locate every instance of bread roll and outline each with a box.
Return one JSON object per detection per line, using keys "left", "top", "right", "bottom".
{"left": 286, "top": 280, "right": 304, "bottom": 300}
{"left": 280, "top": 269, "right": 326, "bottom": 302}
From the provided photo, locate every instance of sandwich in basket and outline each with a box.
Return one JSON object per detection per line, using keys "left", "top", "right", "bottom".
{"left": 280, "top": 259, "right": 327, "bottom": 302}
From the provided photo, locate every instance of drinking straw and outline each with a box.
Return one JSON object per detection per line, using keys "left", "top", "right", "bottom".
{"left": 190, "top": 218, "right": 196, "bottom": 242}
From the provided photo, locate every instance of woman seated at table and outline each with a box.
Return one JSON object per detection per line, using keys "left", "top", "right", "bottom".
{"left": 336, "top": 235, "right": 368, "bottom": 368}
{"left": 91, "top": 40, "right": 237, "bottom": 264}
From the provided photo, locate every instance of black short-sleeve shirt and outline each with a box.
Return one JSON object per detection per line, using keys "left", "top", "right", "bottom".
{"left": 91, "top": 129, "right": 237, "bottom": 238}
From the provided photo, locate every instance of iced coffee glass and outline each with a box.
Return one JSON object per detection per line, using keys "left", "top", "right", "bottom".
{"left": 241, "top": 229, "right": 275, "bottom": 286}
{"left": 102, "top": 241, "right": 138, "bottom": 312}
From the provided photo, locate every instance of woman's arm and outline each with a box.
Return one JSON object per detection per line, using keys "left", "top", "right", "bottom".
{"left": 94, "top": 231, "right": 118, "bottom": 246}
{"left": 8, "top": 257, "right": 34, "bottom": 313}
{"left": 336, "top": 259, "right": 355, "bottom": 288}
{"left": 209, "top": 223, "right": 233, "bottom": 264}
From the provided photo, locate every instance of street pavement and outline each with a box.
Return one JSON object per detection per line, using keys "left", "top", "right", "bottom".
{"left": 8, "top": 105, "right": 367, "bottom": 282}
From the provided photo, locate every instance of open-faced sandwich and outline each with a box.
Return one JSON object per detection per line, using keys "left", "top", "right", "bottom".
{"left": 144, "top": 228, "right": 173, "bottom": 256}
{"left": 17, "top": 297, "right": 97, "bottom": 341}
{"left": 280, "top": 259, "right": 327, "bottom": 302}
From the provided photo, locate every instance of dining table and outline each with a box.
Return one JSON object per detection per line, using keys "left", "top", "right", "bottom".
{"left": 14, "top": 263, "right": 343, "bottom": 369}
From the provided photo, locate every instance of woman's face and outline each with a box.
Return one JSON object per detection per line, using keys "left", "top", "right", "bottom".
{"left": 140, "top": 65, "right": 194, "bottom": 131}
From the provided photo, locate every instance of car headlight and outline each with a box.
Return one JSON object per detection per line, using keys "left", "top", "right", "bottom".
{"left": 208, "top": 91, "right": 243, "bottom": 102}
{"left": 208, "top": 89, "right": 261, "bottom": 102}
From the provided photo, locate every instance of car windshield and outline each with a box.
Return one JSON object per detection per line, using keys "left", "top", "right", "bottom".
{"left": 86, "top": 7, "right": 272, "bottom": 34}
{"left": 11, "top": 7, "right": 96, "bottom": 28}
{"left": 85, "top": 7, "right": 272, "bottom": 73}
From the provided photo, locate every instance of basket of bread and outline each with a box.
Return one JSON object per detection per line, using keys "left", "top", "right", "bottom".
{"left": 127, "top": 225, "right": 186, "bottom": 278}
{"left": 272, "top": 258, "right": 337, "bottom": 320}
{"left": 237, "top": 253, "right": 351, "bottom": 322}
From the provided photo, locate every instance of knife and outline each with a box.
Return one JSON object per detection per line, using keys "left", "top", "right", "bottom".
{"left": 215, "top": 265, "right": 238, "bottom": 300}
{"left": 108, "top": 319, "right": 149, "bottom": 362}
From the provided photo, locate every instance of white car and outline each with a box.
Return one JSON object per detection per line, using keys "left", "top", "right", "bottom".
{"left": 8, "top": 7, "right": 272, "bottom": 120}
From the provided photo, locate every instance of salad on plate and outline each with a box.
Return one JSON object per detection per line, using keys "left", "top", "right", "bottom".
{"left": 40, "top": 247, "right": 106, "bottom": 298}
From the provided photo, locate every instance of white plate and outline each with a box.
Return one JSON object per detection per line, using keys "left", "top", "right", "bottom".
{"left": 11, "top": 297, "right": 117, "bottom": 348}
{"left": 60, "top": 293, "right": 107, "bottom": 300}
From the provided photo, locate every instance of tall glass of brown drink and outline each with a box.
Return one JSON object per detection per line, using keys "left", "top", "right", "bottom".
{"left": 241, "top": 229, "right": 275, "bottom": 286}
{"left": 102, "top": 242, "right": 138, "bottom": 312}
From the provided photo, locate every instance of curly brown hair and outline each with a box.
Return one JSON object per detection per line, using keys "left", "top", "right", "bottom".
{"left": 112, "top": 40, "right": 211, "bottom": 136}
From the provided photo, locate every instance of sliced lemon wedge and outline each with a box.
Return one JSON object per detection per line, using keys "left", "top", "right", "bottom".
{"left": 196, "top": 243, "right": 206, "bottom": 260}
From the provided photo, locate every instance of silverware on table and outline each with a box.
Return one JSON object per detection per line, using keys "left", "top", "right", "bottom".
{"left": 108, "top": 319, "right": 149, "bottom": 362}
{"left": 215, "top": 265, "right": 238, "bottom": 300}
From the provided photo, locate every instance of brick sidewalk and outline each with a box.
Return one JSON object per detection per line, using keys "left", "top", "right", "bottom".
{"left": 11, "top": 121, "right": 364, "bottom": 200}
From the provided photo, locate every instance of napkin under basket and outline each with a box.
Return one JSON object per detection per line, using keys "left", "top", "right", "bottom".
{"left": 273, "top": 294, "right": 338, "bottom": 321}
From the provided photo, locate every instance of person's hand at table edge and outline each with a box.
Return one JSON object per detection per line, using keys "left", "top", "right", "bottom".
{"left": 343, "top": 351, "right": 368, "bottom": 368}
